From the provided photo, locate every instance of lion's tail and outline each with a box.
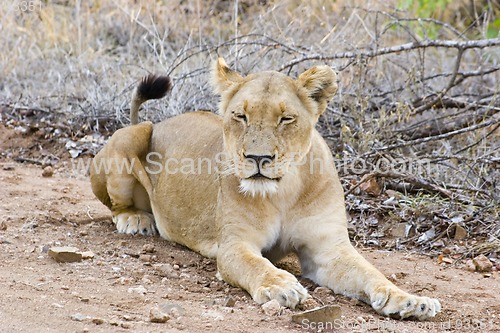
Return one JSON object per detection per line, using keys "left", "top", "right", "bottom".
{"left": 130, "top": 74, "right": 172, "bottom": 125}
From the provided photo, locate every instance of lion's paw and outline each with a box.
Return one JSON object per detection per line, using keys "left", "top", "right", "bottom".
{"left": 113, "top": 211, "right": 157, "bottom": 236}
{"left": 253, "top": 271, "right": 308, "bottom": 308}
{"left": 371, "top": 286, "right": 441, "bottom": 320}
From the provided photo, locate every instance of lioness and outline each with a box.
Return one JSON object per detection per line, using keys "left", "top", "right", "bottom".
{"left": 90, "top": 58, "right": 441, "bottom": 320}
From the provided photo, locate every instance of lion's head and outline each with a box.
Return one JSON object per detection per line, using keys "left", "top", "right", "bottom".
{"left": 212, "top": 58, "right": 337, "bottom": 197}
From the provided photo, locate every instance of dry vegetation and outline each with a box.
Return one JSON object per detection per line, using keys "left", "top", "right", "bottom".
{"left": 1, "top": 0, "right": 499, "bottom": 256}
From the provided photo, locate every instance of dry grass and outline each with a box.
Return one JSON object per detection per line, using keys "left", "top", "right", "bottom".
{"left": 1, "top": 0, "right": 498, "bottom": 248}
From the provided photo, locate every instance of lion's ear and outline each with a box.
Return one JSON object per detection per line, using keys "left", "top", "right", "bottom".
{"left": 212, "top": 57, "right": 243, "bottom": 95}
{"left": 297, "top": 66, "right": 338, "bottom": 115}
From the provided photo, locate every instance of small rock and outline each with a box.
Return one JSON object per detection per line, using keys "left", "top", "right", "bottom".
{"left": 42, "top": 166, "right": 54, "bottom": 177}
{"left": 0, "top": 221, "right": 7, "bottom": 231}
{"left": 81, "top": 251, "right": 95, "bottom": 260}
{"left": 109, "top": 319, "right": 120, "bottom": 326}
{"left": 150, "top": 307, "right": 170, "bottom": 323}
{"left": 48, "top": 247, "right": 82, "bottom": 263}
{"left": 223, "top": 297, "right": 236, "bottom": 307}
{"left": 139, "top": 254, "right": 152, "bottom": 263}
{"left": 291, "top": 305, "right": 342, "bottom": 326}
{"left": 154, "top": 263, "right": 179, "bottom": 279}
{"left": 473, "top": 254, "right": 493, "bottom": 272}
{"left": 159, "top": 303, "right": 185, "bottom": 318}
{"left": 120, "top": 322, "right": 131, "bottom": 329}
{"left": 20, "top": 220, "right": 38, "bottom": 231}
{"left": 465, "top": 259, "right": 476, "bottom": 272}
{"left": 454, "top": 225, "right": 468, "bottom": 240}
{"left": 142, "top": 275, "right": 153, "bottom": 284}
{"left": 261, "top": 299, "right": 282, "bottom": 316}
{"left": 142, "top": 244, "right": 156, "bottom": 253}
{"left": 127, "top": 285, "right": 147, "bottom": 295}
{"left": 70, "top": 313, "right": 88, "bottom": 322}
{"left": 201, "top": 309, "right": 224, "bottom": 321}
{"left": 91, "top": 317, "right": 105, "bottom": 325}
{"left": 114, "top": 277, "right": 134, "bottom": 285}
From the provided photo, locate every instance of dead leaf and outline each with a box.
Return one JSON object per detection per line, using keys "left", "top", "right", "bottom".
{"left": 359, "top": 175, "right": 381, "bottom": 196}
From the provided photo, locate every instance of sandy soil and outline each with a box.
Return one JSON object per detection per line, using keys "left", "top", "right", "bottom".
{"left": 0, "top": 162, "right": 498, "bottom": 333}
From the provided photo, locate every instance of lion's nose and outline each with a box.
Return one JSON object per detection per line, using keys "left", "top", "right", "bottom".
{"left": 244, "top": 154, "right": 275, "bottom": 167}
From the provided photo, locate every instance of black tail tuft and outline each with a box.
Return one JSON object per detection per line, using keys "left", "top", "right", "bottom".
{"left": 137, "top": 75, "right": 172, "bottom": 101}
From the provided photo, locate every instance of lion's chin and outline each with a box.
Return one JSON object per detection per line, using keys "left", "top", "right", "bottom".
{"left": 239, "top": 178, "right": 278, "bottom": 198}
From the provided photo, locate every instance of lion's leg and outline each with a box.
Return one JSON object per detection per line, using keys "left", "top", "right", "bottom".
{"left": 292, "top": 218, "right": 441, "bottom": 320}
{"left": 217, "top": 225, "right": 308, "bottom": 308}
{"left": 106, "top": 166, "right": 156, "bottom": 236}
{"left": 90, "top": 122, "right": 157, "bottom": 236}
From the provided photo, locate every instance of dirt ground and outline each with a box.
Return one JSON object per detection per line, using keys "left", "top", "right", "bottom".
{"left": 0, "top": 163, "right": 498, "bottom": 333}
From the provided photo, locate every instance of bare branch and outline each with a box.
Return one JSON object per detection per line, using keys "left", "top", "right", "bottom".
{"left": 280, "top": 37, "right": 500, "bottom": 71}
{"left": 364, "top": 116, "right": 500, "bottom": 156}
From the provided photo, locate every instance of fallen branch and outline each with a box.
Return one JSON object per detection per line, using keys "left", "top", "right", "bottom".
{"left": 280, "top": 37, "right": 500, "bottom": 71}
{"left": 345, "top": 170, "right": 476, "bottom": 205}
{"left": 363, "top": 116, "right": 500, "bottom": 156}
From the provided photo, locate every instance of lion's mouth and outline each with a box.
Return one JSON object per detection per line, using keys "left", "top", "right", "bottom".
{"left": 239, "top": 177, "right": 279, "bottom": 197}
{"left": 248, "top": 172, "right": 281, "bottom": 181}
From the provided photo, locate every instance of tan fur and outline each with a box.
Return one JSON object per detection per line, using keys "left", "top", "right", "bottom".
{"left": 90, "top": 59, "right": 441, "bottom": 320}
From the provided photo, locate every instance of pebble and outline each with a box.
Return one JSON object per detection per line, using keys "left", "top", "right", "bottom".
{"left": 81, "top": 251, "right": 95, "bottom": 259}
{"left": 473, "top": 254, "right": 493, "bottom": 272}
{"left": 70, "top": 313, "right": 88, "bottom": 322}
{"left": 109, "top": 319, "right": 120, "bottom": 326}
{"left": 154, "top": 263, "right": 179, "bottom": 279}
{"left": 48, "top": 247, "right": 82, "bottom": 263}
{"left": 127, "top": 285, "right": 147, "bottom": 295}
{"left": 0, "top": 221, "right": 7, "bottom": 231}
{"left": 91, "top": 317, "right": 105, "bottom": 325}
{"left": 261, "top": 299, "right": 282, "bottom": 316}
{"left": 139, "top": 254, "right": 152, "bottom": 263}
{"left": 223, "top": 296, "right": 236, "bottom": 307}
{"left": 121, "top": 322, "right": 131, "bottom": 329}
{"left": 42, "top": 166, "right": 54, "bottom": 177}
{"left": 150, "top": 307, "right": 170, "bottom": 323}
{"left": 465, "top": 259, "right": 476, "bottom": 272}
{"left": 291, "top": 305, "right": 342, "bottom": 325}
{"left": 159, "top": 303, "right": 185, "bottom": 318}
{"left": 201, "top": 309, "right": 224, "bottom": 321}
{"left": 142, "top": 244, "right": 156, "bottom": 253}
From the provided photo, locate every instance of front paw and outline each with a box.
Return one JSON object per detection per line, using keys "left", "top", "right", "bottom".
{"left": 112, "top": 211, "right": 157, "bottom": 236}
{"left": 371, "top": 286, "right": 441, "bottom": 320}
{"left": 252, "top": 271, "right": 308, "bottom": 308}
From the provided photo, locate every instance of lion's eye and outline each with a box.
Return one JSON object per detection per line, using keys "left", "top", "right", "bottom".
{"left": 279, "top": 116, "right": 296, "bottom": 125}
{"left": 233, "top": 113, "right": 247, "bottom": 123}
